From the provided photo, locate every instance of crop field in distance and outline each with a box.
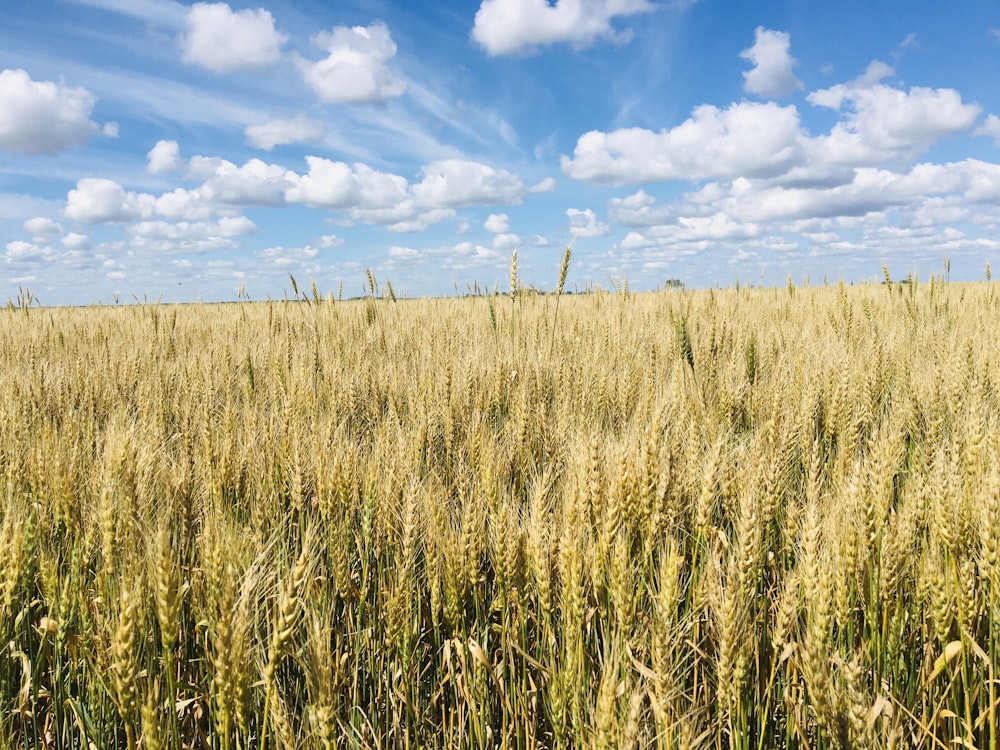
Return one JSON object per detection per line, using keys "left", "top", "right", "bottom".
{"left": 0, "top": 267, "right": 999, "bottom": 749}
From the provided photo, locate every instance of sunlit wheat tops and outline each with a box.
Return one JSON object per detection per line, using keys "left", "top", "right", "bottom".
{"left": 557, "top": 244, "right": 571, "bottom": 295}
{"left": 509, "top": 248, "right": 519, "bottom": 301}
{"left": 0, "top": 272, "right": 997, "bottom": 748}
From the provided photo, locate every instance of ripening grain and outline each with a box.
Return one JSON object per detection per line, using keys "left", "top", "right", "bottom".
{"left": 0, "top": 276, "right": 997, "bottom": 749}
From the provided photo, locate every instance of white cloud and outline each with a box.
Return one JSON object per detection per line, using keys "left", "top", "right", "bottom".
{"left": 562, "top": 101, "right": 807, "bottom": 184}
{"left": 147, "top": 140, "right": 181, "bottom": 174}
{"left": 740, "top": 27, "right": 801, "bottom": 98}
{"left": 673, "top": 214, "right": 761, "bottom": 241}
{"left": 154, "top": 188, "right": 215, "bottom": 220}
{"left": 147, "top": 142, "right": 292, "bottom": 208}
{"left": 567, "top": 207, "right": 611, "bottom": 238}
{"left": 257, "top": 245, "right": 321, "bottom": 268}
{"left": 484, "top": 213, "right": 510, "bottom": 233}
{"left": 605, "top": 159, "right": 1000, "bottom": 264}
{"left": 6, "top": 240, "right": 57, "bottom": 261}
{"left": 62, "top": 232, "right": 90, "bottom": 250}
{"left": 190, "top": 156, "right": 292, "bottom": 206}
{"left": 529, "top": 176, "right": 557, "bottom": 193}
{"left": 319, "top": 234, "right": 345, "bottom": 248}
{"left": 975, "top": 114, "right": 1000, "bottom": 147}
{"left": 0, "top": 69, "right": 108, "bottom": 154}
{"left": 386, "top": 209, "right": 456, "bottom": 233}
{"left": 300, "top": 23, "right": 406, "bottom": 104}
{"left": 65, "top": 178, "right": 155, "bottom": 224}
{"left": 472, "top": 0, "right": 654, "bottom": 56}
{"left": 245, "top": 116, "right": 325, "bottom": 150}
{"left": 388, "top": 245, "right": 419, "bottom": 259}
{"left": 449, "top": 241, "right": 505, "bottom": 269}
{"left": 80, "top": 140, "right": 526, "bottom": 241}
{"left": 344, "top": 163, "right": 411, "bottom": 209}
{"left": 619, "top": 231, "right": 651, "bottom": 250}
{"left": 348, "top": 202, "right": 418, "bottom": 225}
{"left": 182, "top": 2, "right": 286, "bottom": 73}
{"left": 564, "top": 72, "right": 982, "bottom": 188}
{"left": 492, "top": 232, "right": 521, "bottom": 249}
{"left": 285, "top": 156, "right": 408, "bottom": 209}
{"left": 128, "top": 217, "right": 254, "bottom": 239}
{"left": 413, "top": 159, "right": 526, "bottom": 207}
{"left": 23, "top": 216, "right": 62, "bottom": 237}
{"left": 809, "top": 68, "right": 980, "bottom": 164}
{"left": 128, "top": 216, "right": 257, "bottom": 254}
{"left": 608, "top": 189, "right": 675, "bottom": 226}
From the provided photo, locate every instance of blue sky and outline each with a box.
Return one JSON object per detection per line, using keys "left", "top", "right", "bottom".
{"left": 2, "top": 0, "right": 1000, "bottom": 304}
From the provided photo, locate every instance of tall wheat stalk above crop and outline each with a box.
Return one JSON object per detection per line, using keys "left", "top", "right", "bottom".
{"left": 549, "top": 244, "right": 572, "bottom": 357}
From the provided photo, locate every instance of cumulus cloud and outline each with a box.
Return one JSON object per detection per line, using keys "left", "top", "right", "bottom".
{"left": 61, "top": 232, "right": 90, "bottom": 249}
{"left": 154, "top": 188, "right": 215, "bottom": 221}
{"left": 607, "top": 189, "right": 676, "bottom": 226}
{"left": 347, "top": 202, "right": 419, "bottom": 226}
{"left": 189, "top": 156, "right": 292, "bottom": 206}
{"left": 73, "top": 139, "right": 527, "bottom": 243}
{"left": 740, "top": 27, "right": 801, "bottom": 98}
{"left": 492, "top": 232, "right": 521, "bottom": 249}
{"left": 256, "top": 244, "right": 321, "bottom": 268}
{"left": 129, "top": 216, "right": 256, "bottom": 239}
{"left": 412, "top": 159, "right": 526, "bottom": 207}
{"left": 0, "top": 69, "right": 109, "bottom": 154}
{"left": 299, "top": 23, "right": 406, "bottom": 104}
{"left": 128, "top": 216, "right": 257, "bottom": 254}
{"left": 245, "top": 116, "right": 325, "bottom": 150}
{"left": 607, "top": 159, "right": 1000, "bottom": 264}
{"left": 388, "top": 245, "right": 419, "bottom": 259}
{"left": 448, "top": 241, "right": 505, "bottom": 269}
{"left": 182, "top": 2, "right": 286, "bottom": 72}
{"left": 562, "top": 101, "right": 807, "bottom": 184}
{"left": 484, "top": 213, "right": 510, "bottom": 233}
{"left": 567, "top": 207, "right": 611, "bottom": 238}
{"left": 147, "top": 140, "right": 181, "bottom": 174}
{"left": 23, "top": 216, "right": 62, "bottom": 237}
{"left": 386, "top": 209, "right": 456, "bottom": 233}
{"left": 977, "top": 114, "right": 1000, "bottom": 146}
{"left": 564, "top": 69, "right": 982, "bottom": 187}
{"left": 808, "top": 64, "right": 980, "bottom": 164}
{"left": 472, "top": 0, "right": 654, "bottom": 56}
{"left": 285, "top": 156, "right": 408, "bottom": 209}
{"left": 379, "top": 239, "right": 515, "bottom": 275}
{"left": 584, "top": 46, "right": 1000, "bottom": 271}
{"left": 65, "top": 178, "right": 155, "bottom": 223}
{"left": 6, "top": 240, "right": 57, "bottom": 261}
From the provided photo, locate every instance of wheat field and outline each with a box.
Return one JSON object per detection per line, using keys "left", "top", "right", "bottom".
{"left": 0, "top": 271, "right": 997, "bottom": 749}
